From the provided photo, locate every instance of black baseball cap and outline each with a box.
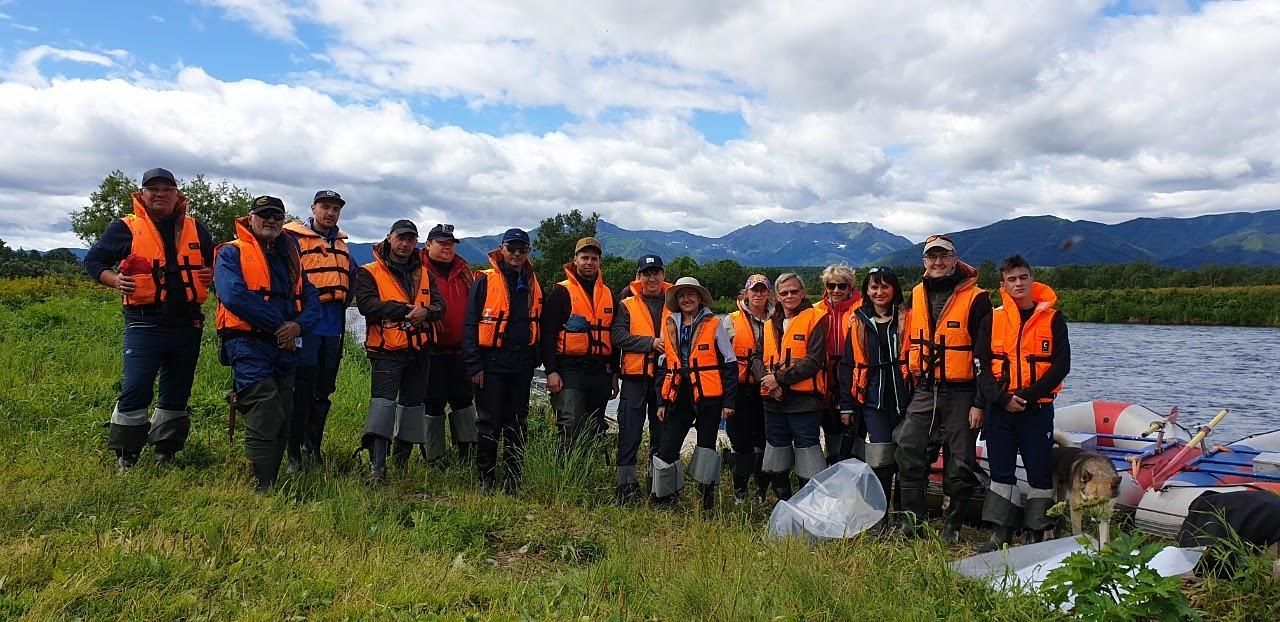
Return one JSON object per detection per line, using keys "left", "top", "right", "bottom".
{"left": 389, "top": 219, "right": 418, "bottom": 237}
{"left": 501, "top": 228, "right": 530, "bottom": 245}
{"left": 636, "top": 254, "right": 664, "bottom": 273}
{"left": 313, "top": 190, "right": 345, "bottom": 206}
{"left": 249, "top": 195, "right": 286, "bottom": 215}
{"left": 428, "top": 223, "right": 458, "bottom": 242}
{"left": 141, "top": 167, "right": 176, "bottom": 186}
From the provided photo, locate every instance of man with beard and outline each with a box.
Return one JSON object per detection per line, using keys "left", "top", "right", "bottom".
{"left": 215, "top": 196, "right": 320, "bottom": 491}
{"left": 353, "top": 220, "right": 444, "bottom": 483}
{"left": 540, "top": 237, "right": 618, "bottom": 455}
{"left": 282, "top": 190, "right": 353, "bottom": 470}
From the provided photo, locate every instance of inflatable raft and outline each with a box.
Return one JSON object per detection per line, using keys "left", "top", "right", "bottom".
{"left": 928, "top": 401, "right": 1280, "bottom": 537}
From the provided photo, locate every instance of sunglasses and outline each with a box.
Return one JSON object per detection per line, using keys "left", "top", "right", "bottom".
{"left": 777, "top": 288, "right": 804, "bottom": 297}
{"left": 504, "top": 244, "right": 531, "bottom": 254}
{"left": 825, "top": 282, "right": 851, "bottom": 291}
{"left": 255, "top": 211, "right": 285, "bottom": 222}
{"left": 867, "top": 267, "right": 895, "bottom": 277}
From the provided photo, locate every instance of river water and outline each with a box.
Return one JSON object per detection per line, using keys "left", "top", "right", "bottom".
{"left": 346, "top": 310, "right": 1279, "bottom": 440}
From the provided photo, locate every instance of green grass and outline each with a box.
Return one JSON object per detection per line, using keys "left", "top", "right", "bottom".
{"left": 0, "top": 279, "right": 1276, "bottom": 620}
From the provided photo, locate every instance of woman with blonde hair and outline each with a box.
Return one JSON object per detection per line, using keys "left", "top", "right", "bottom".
{"left": 814, "top": 263, "right": 861, "bottom": 463}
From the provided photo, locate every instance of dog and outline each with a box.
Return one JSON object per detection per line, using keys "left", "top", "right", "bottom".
{"left": 1051, "top": 445, "right": 1122, "bottom": 546}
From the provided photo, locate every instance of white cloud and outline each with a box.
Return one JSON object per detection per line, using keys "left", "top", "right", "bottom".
{"left": 2, "top": 1, "right": 1280, "bottom": 250}
{"left": 4, "top": 45, "right": 117, "bottom": 87}
{"left": 200, "top": 0, "right": 300, "bottom": 43}
{"left": 11, "top": 22, "right": 37, "bottom": 32}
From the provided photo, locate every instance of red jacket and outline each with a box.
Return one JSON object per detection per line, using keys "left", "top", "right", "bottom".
{"left": 424, "top": 252, "right": 475, "bottom": 349}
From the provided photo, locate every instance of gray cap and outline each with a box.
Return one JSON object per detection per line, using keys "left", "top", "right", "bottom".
{"left": 389, "top": 219, "right": 418, "bottom": 237}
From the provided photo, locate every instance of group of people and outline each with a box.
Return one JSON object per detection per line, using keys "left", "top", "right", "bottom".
{"left": 86, "top": 167, "right": 1071, "bottom": 548}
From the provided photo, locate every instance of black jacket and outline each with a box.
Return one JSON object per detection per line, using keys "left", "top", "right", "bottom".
{"left": 462, "top": 263, "right": 540, "bottom": 376}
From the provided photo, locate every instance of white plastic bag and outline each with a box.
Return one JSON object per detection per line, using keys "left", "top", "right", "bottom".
{"left": 767, "top": 458, "right": 887, "bottom": 540}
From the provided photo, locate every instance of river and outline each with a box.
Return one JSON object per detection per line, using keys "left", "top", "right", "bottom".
{"left": 346, "top": 310, "right": 1279, "bottom": 440}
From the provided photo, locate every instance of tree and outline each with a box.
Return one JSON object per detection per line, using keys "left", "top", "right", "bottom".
{"left": 532, "top": 209, "right": 600, "bottom": 289}
{"left": 70, "top": 170, "right": 253, "bottom": 245}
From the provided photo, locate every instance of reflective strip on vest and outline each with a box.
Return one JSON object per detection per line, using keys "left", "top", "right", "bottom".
{"left": 907, "top": 282, "right": 982, "bottom": 382}
{"left": 215, "top": 217, "right": 302, "bottom": 334}
{"left": 991, "top": 290, "right": 1062, "bottom": 403}
{"left": 120, "top": 196, "right": 207, "bottom": 306}
{"left": 556, "top": 267, "right": 614, "bottom": 357}
{"left": 363, "top": 257, "right": 433, "bottom": 352}
{"left": 476, "top": 255, "right": 542, "bottom": 349}
{"left": 285, "top": 222, "right": 351, "bottom": 304}
{"left": 762, "top": 307, "right": 826, "bottom": 395}
{"left": 660, "top": 316, "right": 726, "bottom": 402}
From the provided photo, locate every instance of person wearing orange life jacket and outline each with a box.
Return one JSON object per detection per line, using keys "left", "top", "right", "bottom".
{"left": 838, "top": 267, "right": 911, "bottom": 523}
{"left": 462, "top": 228, "right": 541, "bottom": 493}
{"left": 895, "top": 234, "right": 992, "bottom": 542}
{"left": 750, "top": 273, "right": 829, "bottom": 502}
{"left": 975, "top": 255, "right": 1070, "bottom": 553}
{"left": 281, "top": 190, "right": 354, "bottom": 472}
{"left": 539, "top": 237, "right": 619, "bottom": 454}
{"left": 214, "top": 196, "right": 321, "bottom": 492}
{"left": 421, "top": 223, "right": 480, "bottom": 466}
{"left": 813, "top": 263, "right": 862, "bottom": 464}
{"left": 84, "top": 167, "right": 215, "bottom": 474}
{"left": 720, "top": 274, "right": 774, "bottom": 503}
{"left": 353, "top": 220, "right": 444, "bottom": 483}
{"left": 610, "top": 254, "right": 671, "bottom": 502}
{"left": 651, "top": 277, "right": 737, "bottom": 511}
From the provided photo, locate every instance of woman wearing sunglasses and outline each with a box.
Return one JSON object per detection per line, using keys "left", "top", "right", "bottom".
{"left": 814, "top": 264, "right": 861, "bottom": 464}
{"left": 838, "top": 267, "right": 911, "bottom": 527}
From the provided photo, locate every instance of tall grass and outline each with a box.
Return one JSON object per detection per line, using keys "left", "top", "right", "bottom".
{"left": 0, "top": 278, "right": 1275, "bottom": 620}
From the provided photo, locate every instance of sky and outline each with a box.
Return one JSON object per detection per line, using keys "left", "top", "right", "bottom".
{"left": 1, "top": 0, "right": 1277, "bottom": 249}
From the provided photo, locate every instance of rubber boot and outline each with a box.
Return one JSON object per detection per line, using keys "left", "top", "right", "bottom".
{"left": 940, "top": 505, "right": 965, "bottom": 545}
{"left": 368, "top": 437, "right": 389, "bottom": 483}
{"left": 898, "top": 486, "right": 927, "bottom": 539}
{"left": 977, "top": 525, "right": 1012, "bottom": 554}
{"left": 772, "top": 472, "right": 793, "bottom": 502}
{"left": 115, "top": 453, "right": 140, "bottom": 475}
{"left": 392, "top": 439, "right": 413, "bottom": 472}
{"left": 701, "top": 483, "right": 716, "bottom": 512}
{"left": 754, "top": 451, "right": 769, "bottom": 503}
{"left": 1024, "top": 529, "right": 1045, "bottom": 545}
{"left": 616, "top": 483, "right": 641, "bottom": 504}
{"left": 457, "top": 442, "right": 475, "bottom": 463}
{"left": 109, "top": 422, "right": 149, "bottom": 475}
{"left": 732, "top": 473, "right": 751, "bottom": 504}
{"left": 149, "top": 409, "right": 190, "bottom": 466}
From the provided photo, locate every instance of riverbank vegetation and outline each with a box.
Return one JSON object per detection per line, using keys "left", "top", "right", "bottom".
{"left": 2, "top": 277, "right": 1278, "bottom": 619}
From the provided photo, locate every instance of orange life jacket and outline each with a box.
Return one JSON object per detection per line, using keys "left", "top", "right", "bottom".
{"left": 619, "top": 280, "right": 672, "bottom": 378}
{"left": 120, "top": 194, "right": 207, "bottom": 306}
{"left": 362, "top": 247, "right": 434, "bottom": 352}
{"left": 215, "top": 216, "right": 302, "bottom": 334}
{"left": 728, "top": 303, "right": 766, "bottom": 383}
{"left": 556, "top": 264, "right": 614, "bottom": 357}
{"left": 849, "top": 307, "right": 911, "bottom": 405}
{"left": 814, "top": 295, "right": 859, "bottom": 401}
{"left": 907, "top": 264, "right": 984, "bottom": 382}
{"left": 990, "top": 282, "right": 1062, "bottom": 403}
{"left": 476, "top": 249, "right": 543, "bottom": 349}
{"left": 762, "top": 306, "right": 827, "bottom": 395}
{"left": 660, "top": 314, "right": 726, "bottom": 402}
{"left": 283, "top": 220, "right": 351, "bottom": 304}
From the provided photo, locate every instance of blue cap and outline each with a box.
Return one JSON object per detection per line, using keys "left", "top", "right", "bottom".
{"left": 636, "top": 254, "right": 664, "bottom": 273}
{"left": 141, "top": 167, "right": 176, "bottom": 186}
{"left": 501, "top": 228, "right": 530, "bottom": 245}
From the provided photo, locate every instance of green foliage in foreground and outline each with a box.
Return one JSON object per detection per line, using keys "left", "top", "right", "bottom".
{"left": 1, "top": 280, "right": 1277, "bottom": 620}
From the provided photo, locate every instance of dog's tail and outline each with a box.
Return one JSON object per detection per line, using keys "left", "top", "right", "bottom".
{"left": 1052, "top": 429, "right": 1077, "bottom": 448}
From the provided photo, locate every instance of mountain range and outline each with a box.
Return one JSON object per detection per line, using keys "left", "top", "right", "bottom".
{"left": 55, "top": 209, "right": 1280, "bottom": 268}
{"left": 873, "top": 210, "right": 1280, "bottom": 268}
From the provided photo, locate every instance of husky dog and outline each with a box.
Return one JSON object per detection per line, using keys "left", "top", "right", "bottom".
{"left": 1052, "top": 445, "right": 1122, "bottom": 546}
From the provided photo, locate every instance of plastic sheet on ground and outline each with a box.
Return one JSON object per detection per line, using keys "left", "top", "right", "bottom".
{"left": 767, "top": 458, "right": 887, "bottom": 540}
{"left": 951, "top": 536, "right": 1203, "bottom": 602}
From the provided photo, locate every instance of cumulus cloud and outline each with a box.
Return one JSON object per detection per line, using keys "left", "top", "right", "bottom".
{"left": 1, "top": 1, "right": 1279, "bottom": 250}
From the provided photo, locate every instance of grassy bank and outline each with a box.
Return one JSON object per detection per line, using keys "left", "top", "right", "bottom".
{"left": 1, "top": 278, "right": 1276, "bottom": 620}
{"left": 1055, "top": 285, "right": 1280, "bottom": 327}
